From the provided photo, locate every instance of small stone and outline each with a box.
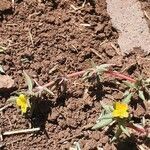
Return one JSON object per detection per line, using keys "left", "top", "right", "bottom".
{"left": 101, "top": 136, "right": 109, "bottom": 144}
{"left": 48, "top": 108, "right": 59, "bottom": 121}
{"left": 4, "top": 55, "right": 11, "bottom": 61}
{"left": 3, "top": 65, "right": 9, "bottom": 72}
{"left": 95, "top": 24, "right": 105, "bottom": 33}
{"left": 47, "top": 16, "right": 55, "bottom": 24}
{"left": 0, "top": 75, "right": 15, "bottom": 92}
{"left": 91, "top": 131, "right": 101, "bottom": 141}
{"left": 66, "top": 118, "right": 78, "bottom": 128}
{"left": 0, "top": 0, "right": 12, "bottom": 12}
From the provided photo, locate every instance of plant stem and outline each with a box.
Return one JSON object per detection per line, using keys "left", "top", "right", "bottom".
{"left": 106, "top": 71, "right": 136, "bottom": 83}
{"left": 40, "top": 69, "right": 136, "bottom": 89}
{"left": 0, "top": 104, "right": 12, "bottom": 112}
{"left": 42, "top": 71, "right": 85, "bottom": 88}
{"left": 66, "top": 70, "right": 136, "bottom": 83}
{"left": 43, "top": 80, "right": 55, "bottom": 88}
{"left": 127, "top": 123, "right": 146, "bottom": 133}
{"left": 66, "top": 70, "right": 85, "bottom": 78}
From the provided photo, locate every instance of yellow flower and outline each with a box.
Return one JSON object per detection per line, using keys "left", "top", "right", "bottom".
{"left": 112, "top": 102, "right": 129, "bottom": 118}
{"left": 16, "top": 94, "right": 29, "bottom": 114}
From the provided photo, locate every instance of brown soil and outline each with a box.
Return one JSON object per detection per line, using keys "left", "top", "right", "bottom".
{"left": 0, "top": 0, "right": 150, "bottom": 150}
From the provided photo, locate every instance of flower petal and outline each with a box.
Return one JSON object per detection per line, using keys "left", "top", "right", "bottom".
{"left": 19, "top": 94, "right": 27, "bottom": 103}
{"left": 16, "top": 97, "right": 22, "bottom": 106}
{"left": 113, "top": 102, "right": 129, "bottom": 119}
{"left": 120, "top": 111, "right": 129, "bottom": 118}
{"left": 21, "top": 105, "right": 28, "bottom": 113}
{"left": 115, "top": 102, "right": 120, "bottom": 110}
{"left": 121, "top": 103, "right": 128, "bottom": 111}
{"left": 112, "top": 110, "right": 120, "bottom": 117}
{"left": 115, "top": 102, "right": 128, "bottom": 111}
{"left": 16, "top": 94, "right": 28, "bottom": 114}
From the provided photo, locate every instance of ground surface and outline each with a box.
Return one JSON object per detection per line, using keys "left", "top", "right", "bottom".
{"left": 0, "top": 0, "right": 150, "bottom": 150}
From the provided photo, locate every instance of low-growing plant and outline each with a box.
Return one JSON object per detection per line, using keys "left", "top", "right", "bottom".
{"left": 7, "top": 71, "right": 54, "bottom": 114}
{"left": 7, "top": 64, "right": 148, "bottom": 115}
{"left": 92, "top": 96, "right": 147, "bottom": 141}
{"left": 5, "top": 62, "right": 149, "bottom": 144}
{"left": 82, "top": 63, "right": 113, "bottom": 82}
{"left": 92, "top": 100, "right": 130, "bottom": 140}
{"left": 123, "top": 77, "right": 150, "bottom": 102}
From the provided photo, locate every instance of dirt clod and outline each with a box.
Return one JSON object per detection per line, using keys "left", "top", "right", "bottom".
{"left": 0, "top": 75, "right": 15, "bottom": 92}
{"left": 0, "top": 0, "right": 12, "bottom": 12}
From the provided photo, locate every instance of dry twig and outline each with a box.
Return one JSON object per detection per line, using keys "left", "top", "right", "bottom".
{"left": 0, "top": 104, "right": 12, "bottom": 112}
{"left": 110, "top": 43, "right": 122, "bottom": 55}
{"left": 91, "top": 49, "right": 103, "bottom": 59}
{"left": 2, "top": 128, "right": 40, "bottom": 136}
{"left": 70, "top": 0, "right": 86, "bottom": 11}
{"left": 144, "top": 11, "right": 150, "bottom": 21}
{"left": 28, "top": 29, "right": 34, "bottom": 46}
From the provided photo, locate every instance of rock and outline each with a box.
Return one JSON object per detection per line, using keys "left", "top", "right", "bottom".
{"left": 95, "top": 24, "right": 105, "bottom": 33}
{"left": 106, "top": 0, "right": 150, "bottom": 54}
{"left": 0, "top": 75, "right": 15, "bottom": 92}
{"left": 0, "top": 0, "right": 12, "bottom": 12}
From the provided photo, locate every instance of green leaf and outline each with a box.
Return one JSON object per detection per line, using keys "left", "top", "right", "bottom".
{"left": 120, "top": 125, "right": 130, "bottom": 137}
{"left": 100, "top": 113, "right": 113, "bottom": 119}
{"left": 123, "top": 90, "right": 130, "bottom": 97}
{"left": 122, "top": 93, "right": 132, "bottom": 104}
{"left": 100, "top": 102, "right": 113, "bottom": 113}
{"left": 92, "top": 118, "right": 113, "bottom": 130}
{"left": 0, "top": 65, "right": 5, "bottom": 73}
{"left": 123, "top": 81, "right": 136, "bottom": 89}
{"left": 96, "top": 64, "right": 112, "bottom": 72}
{"left": 7, "top": 96, "right": 18, "bottom": 104}
{"left": 138, "top": 90, "right": 146, "bottom": 101}
{"left": 23, "top": 71, "right": 33, "bottom": 92}
{"left": 97, "top": 110, "right": 104, "bottom": 121}
{"left": 111, "top": 128, "right": 122, "bottom": 142}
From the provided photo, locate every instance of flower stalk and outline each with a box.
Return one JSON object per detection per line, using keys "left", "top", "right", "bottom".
{"left": 127, "top": 123, "right": 146, "bottom": 133}
{"left": 106, "top": 70, "right": 136, "bottom": 83}
{"left": 40, "top": 69, "right": 136, "bottom": 89}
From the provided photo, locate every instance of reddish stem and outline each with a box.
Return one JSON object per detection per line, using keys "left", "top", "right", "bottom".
{"left": 43, "top": 81, "right": 55, "bottom": 88}
{"left": 127, "top": 123, "right": 146, "bottom": 133}
{"left": 42, "top": 71, "right": 86, "bottom": 88}
{"left": 67, "top": 70, "right": 85, "bottom": 78}
{"left": 66, "top": 70, "right": 136, "bottom": 83}
{"left": 106, "top": 70, "right": 136, "bottom": 83}
{"left": 41, "top": 70, "right": 136, "bottom": 88}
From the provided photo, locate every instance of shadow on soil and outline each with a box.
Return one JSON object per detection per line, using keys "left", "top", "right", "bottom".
{"left": 28, "top": 92, "right": 69, "bottom": 127}
{"left": 115, "top": 137, "right": 138, "bottom": 150}
{"left": 0, "top": 9, "right": 14, "bottom": 21}
{"left": 28, "top": 96, "right": 53, "bottom": 128}
{"left": 88, "top": 80, "right": 118, "bottom": 100}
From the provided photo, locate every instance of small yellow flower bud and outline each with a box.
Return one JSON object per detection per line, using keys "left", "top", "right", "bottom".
{"left": 16, "top": 94, "right": 29, "bottom": 114}
{"left": 112, "top": 102, "right": 129, "bottom": 119}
